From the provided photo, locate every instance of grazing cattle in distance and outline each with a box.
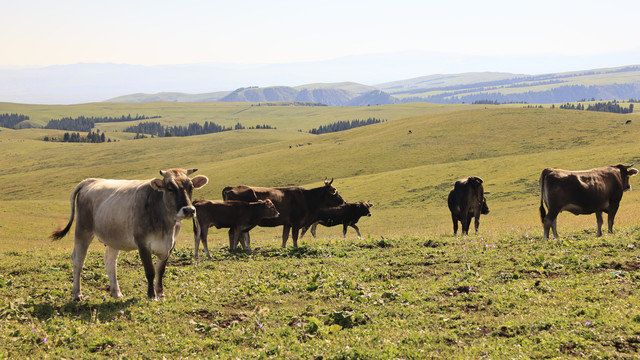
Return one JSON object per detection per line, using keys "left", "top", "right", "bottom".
{"left": 222, "top": 178, "right": 345, "bottom": 248}
{"left": 300, "top": 201, "right": 373, "bottom": 239}
{"left": 539, "top": 164, "right": 638, "bottom": 240}
{"left": 192, "top": 199, "right": 280, "bottom": 257}
{"left": 50, "top": 169, "right": 208, "bottom": 301}
{"left": 448, "top": 176, "right": 490, "bottom": 235}
{"left": 626, "top": 120, "right": 632, "bottom": 125}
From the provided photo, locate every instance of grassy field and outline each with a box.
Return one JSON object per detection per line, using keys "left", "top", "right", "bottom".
{"left": 1, "top": 102, "right": 640, "bottom": 358}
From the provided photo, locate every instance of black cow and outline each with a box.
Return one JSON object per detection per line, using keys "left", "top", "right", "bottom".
{"left": 448, "top": 176, "right": 490, "bottom": 235}
{"left": 192, "top": 199, "right": 279, "bottom": 257}
{"left": 300, "top": 201, "right": 373, "bottom": 239}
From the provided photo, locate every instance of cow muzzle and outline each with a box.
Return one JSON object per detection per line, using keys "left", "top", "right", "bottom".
{"left": 177, "top": 206, "right": 196, "bottom": 219}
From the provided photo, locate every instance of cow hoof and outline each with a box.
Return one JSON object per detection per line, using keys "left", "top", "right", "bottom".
{"left": 73, "top": 294, "right": 86, "bottom": 301}
{"left": 111, "top": 291, "right": 123, "bottom": 299}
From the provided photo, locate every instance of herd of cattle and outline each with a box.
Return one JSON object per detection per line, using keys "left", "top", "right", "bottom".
{"left": 50, "top": 164, "right": 638, "bottom": 300}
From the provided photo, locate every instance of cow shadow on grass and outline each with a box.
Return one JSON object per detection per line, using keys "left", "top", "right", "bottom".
{"left": 29, "top": 298, "right": 138, "bottom": 323}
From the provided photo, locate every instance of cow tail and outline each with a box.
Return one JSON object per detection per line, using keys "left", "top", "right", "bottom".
{"left": 539, "top": 169, "right": 548, "bottom": 223}
{"left": 50, "top": 180, "right": 86, "bottom": 241}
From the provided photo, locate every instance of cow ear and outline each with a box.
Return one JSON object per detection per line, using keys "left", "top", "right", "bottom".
{"left": 191, "top": 175, "right": 209, "bottom": 189}
{"left": 151, "top": 178, "right": 165, "bottom": 192}
{"left": 473, "top": 177, "right": 483, "bottom": 184}
{"left": 629, "top": 168, "right": 639, "bottom": 176}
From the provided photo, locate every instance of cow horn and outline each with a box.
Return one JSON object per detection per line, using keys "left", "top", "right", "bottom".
{"left": 159, "top": 170, "right": 166, "bottom": 176}
{"left": 187, "top": 168, "right": 198, "bottom": 175}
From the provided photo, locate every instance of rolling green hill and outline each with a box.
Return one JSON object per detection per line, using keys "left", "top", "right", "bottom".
{"left": 1, "top": 102, "right": 639, "bottom": 251}
{"left": 3, "top": 102, "right": 640, "bottom": 358}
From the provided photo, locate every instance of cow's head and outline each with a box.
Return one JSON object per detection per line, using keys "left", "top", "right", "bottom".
{"left": 359, "top": 201, "right": 373, "bottom": 217}
{"left": 612, "top": 164, "right": 639, "bottom": 191}
{"left": 259, "top": 199, "right": 280, "bottom": 219}
{"left": 322, "top": 177, "right": 345, "bottom": 207}
{"left": 151, "top": 168, "right": 209, "bottom": 220}
{"left": 480, "top": 195, "right": 490, "bottom": 215}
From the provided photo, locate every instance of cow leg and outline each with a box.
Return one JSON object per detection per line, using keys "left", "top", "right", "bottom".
{"left": 474, "top": 208, "right": 481, "bottom": 233}
{"left": 542, "top": 209, "right": 560, "bottom": 240}
{"left": 228, "top": 229, "right": 236, "bottom": 249}
{"left": 607, "top": 204, "right": 619, "bottom": 234}
{"left": 299, "top": 225, "right": 309, "bottom": 239}
{"left": 351, "top": 224, "right": 362, "bottom": 239}
{"left": 154, "top": 254, "right": 170, "bottom": 299}
{"left": 451, "top": 215, "right": 458, "bottom": 235}
{"left": 291, "top": 227, "right": 300, "bottom": 247}
{"left": 281, "top": 225, "right": 291, "bottom": 248}
{"left": 460, "top": 211, "right": 470, "bottom": 235}
{"left": 595, "top": 211, "right": 604, "bottom": 237}
{"left": 104, "top": 246, "right": 123, "bottom": 298}
{"left": 137, "top": 246, "right": 157, "bottom": 300}
{"left": 243, "top": 232, "right": 251, "bottom": 250}
{"left": 237, "top": 231, "right": 251, "bottom": 252}
{"left": 200, "top": 227, "right": 211, "bottom": 259}
{"left": 342, "top": 224, "right": 349, "bottom": 238}
{"left": 71, "top": 230, "right": 93, "bottom": 301}
{"left": 310, "top": 223, "right": 318, "bottom": 238}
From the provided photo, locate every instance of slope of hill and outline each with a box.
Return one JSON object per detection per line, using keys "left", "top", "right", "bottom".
{"left": 3, "top": 102, "right": 640, "bottom": 359}
{"left": 2, "top": 103, "right": 639, "bottom": 237}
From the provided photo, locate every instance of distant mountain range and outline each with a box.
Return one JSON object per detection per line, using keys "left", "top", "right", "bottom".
{"left": 106, "top": 66, "right": 640, "bottom": 106}
{"left": 2, "top": 49, "right": 640, "bottom": 104}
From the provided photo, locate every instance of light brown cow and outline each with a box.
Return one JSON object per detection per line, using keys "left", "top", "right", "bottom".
{"left": 51, "top": 169, "right": 208, "bottom": 300}
{"left": 192, "top": 199, "right": 280, "bottom": 258}
{"left": 539, "top": 164, "right": 638, "bottom": 239}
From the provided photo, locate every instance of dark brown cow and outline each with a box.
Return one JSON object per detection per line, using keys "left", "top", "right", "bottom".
{"left": 300, "top": 201, "right": 373, "bottom": 239}
{"left": 50, "top": 169, "right": 208, "bottom": 300}
{"left": 447, "top": 176, "right": 490, "bottom": 235}
{"left": 222, "top": 178, "right": 345, "bottom": 248}
{"left": 539, "top": 164, "right": 638, "bottom": 239}
{"left": 192, "top": 199, "right": 279, "bottom": 257}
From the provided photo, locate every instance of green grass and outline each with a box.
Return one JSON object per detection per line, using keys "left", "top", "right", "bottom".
{"left": 2, "top": 230, "right": 640, "bottom": 358}
{"left": 2, "top": 102, "right": 640, "bottom": 357}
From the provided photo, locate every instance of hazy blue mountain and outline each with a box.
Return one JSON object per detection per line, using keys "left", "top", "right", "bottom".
{"left": 346, "top": 90, "right": 398, "bottom": 106}
{"left": 3, "top": 49, "right": 640, "bottom": 104}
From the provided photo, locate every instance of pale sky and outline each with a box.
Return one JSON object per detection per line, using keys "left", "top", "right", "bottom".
{"left": 3, "top": 0, "right": 640, "bottom": 67}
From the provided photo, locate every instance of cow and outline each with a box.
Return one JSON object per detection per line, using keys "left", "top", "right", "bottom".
{"left": 222, "top": 178, "right": 345, "bottom": 248}
{"left": 448, "top": 176, "right": 490, "bottom": 235}
{"left": 539, "top": 164, "right": 638, "bottom": 240}
{"left": 300, "top": 201, "right": 373, "bottom": 239}
{"left": 50, "top": 168, "right": 208, "bottom": 301}
{"left": 192, "top": 199, "right": 280, "bottom": 258}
